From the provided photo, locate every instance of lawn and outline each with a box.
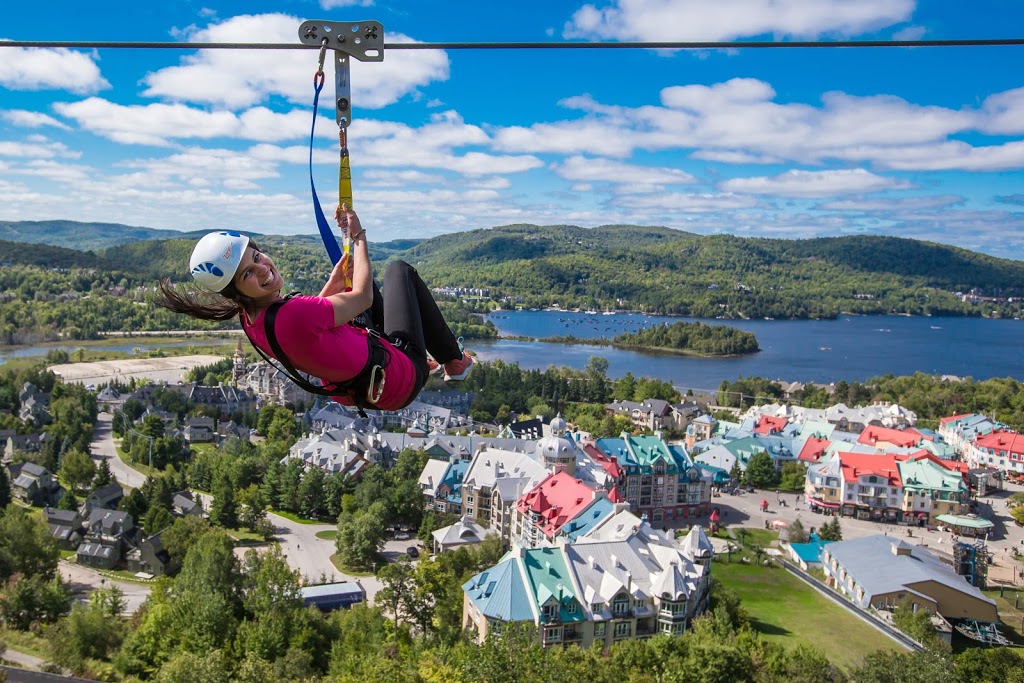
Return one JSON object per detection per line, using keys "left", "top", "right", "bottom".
{"left": 715, "top": 559, "right": 903, "bottom": 671}
{"left": 982, "top": 588, "right": 1024, "bottom": 646}
{"left": 315, "top": 530, "right": 338, "bottom": 541}
{"left": 329, "top": 553, "right": 374, "bottom": 577}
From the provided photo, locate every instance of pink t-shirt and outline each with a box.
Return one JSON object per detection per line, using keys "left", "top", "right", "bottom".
{"left": 242, "top": 295, "right": 418, "bottom": 411}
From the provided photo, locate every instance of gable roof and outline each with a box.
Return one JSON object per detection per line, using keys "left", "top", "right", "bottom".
{"left": 463, "top": 556, "right": 536, "bottom": 622}
{"left": 837, "top": 452, "right": 902, "bottom": 486}
{"left": 857, "top": 425, "right": 923, "bottom": 450}
{"left": 825, "top": 535, "right": 996, "bottom": 613}
{"left": 516, "top": 471, "right": 599, "bottom": 539}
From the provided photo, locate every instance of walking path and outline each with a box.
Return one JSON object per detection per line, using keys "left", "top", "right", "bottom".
{"left": 88, "top": 412, "right": 388, "bottom": 603}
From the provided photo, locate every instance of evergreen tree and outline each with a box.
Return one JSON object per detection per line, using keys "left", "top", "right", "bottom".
{"left": 0, "top": 465, "right": 10, "bottom": 508}
{"left": 56, "top": 490, "right": 79, "bottom": 512}
{"left": 209, "top": 471, "right": 238, "bottom": 529}
{"left": 92, "top": 458, "right": 114, "bottom": 489}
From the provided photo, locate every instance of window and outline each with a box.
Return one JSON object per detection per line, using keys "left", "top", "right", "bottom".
{"left": 542, "top": 603, "right": 558, "bottom": 621}
{"left": 614, "top": 621, "right": 631, "bottom": 638}
{"left": 591, "top": 603, "right": 603, "bottom": 613}
{"left": 594, "top": 622, "right": 606, "bottom": 637}
{"left": 544, "top": 626, "right": 562, "bottom": 643}
{"left": 566, "top": 601, "right": 577, "bottom": 614}
{"left": 613, "top": 594, "right": 630, "bottom": 616}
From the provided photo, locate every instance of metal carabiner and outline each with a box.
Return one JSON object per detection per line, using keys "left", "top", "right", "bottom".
{"left": 316, "top": 37, "right": 328, "bottom": 78}
{"left": 367, "top": 365, "right": 386, "bottom": 404}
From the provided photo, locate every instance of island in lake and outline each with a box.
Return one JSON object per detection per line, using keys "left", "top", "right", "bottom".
{"left": 537, "top": 320, "right": 760, "bottom": 357}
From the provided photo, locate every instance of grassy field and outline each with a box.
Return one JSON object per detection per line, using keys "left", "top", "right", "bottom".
{"left": 715, "top": 557, "right": 903, "bottom": 671}
{"left": 982, "top": 588, "right": 1024, "bottom": 646}
{"left": 315, "top": 530, "right": 338, "bottom": 541}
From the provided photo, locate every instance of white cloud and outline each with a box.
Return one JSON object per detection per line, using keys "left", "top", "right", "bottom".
{"left": 141, "top": 14, "right": 449, "bottom": 110}
{"left": 0, "top": 137, "right": 78, "bottom": 159}
{"left": 555, "top": 155, "right": 697, "bottom": 185}
{"left": 979, "top": 87, "right": 1024, "bottom": 135}
{"left": 819, "top": 195, "right": 964, "bottom": 211}
{"left": 321, "top": 0, "right": 374, "bottom": 7}
{"left": 490, "top": 78, "right": 1024, "bottom": 172}
{"left": 52, "top": 98, "right": 312, "bottom": 146}
{"left": 1, "top": 110, "right": 70, "bottom": 130}
{"left": 720, "top": 169, "right": 911, "bottom": 197}
{"left": 564, "top": 0, "right": 915, "bottom": 42}
{"left": 0, "top": 43, "right": 109, "bottom": 93}
{"left": 613, "top": 191, "right": 759, "bottom": 212}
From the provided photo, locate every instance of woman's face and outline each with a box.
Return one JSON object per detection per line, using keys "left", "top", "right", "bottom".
{"left": 233, "top": 246, "right": 283, "bottom": 301}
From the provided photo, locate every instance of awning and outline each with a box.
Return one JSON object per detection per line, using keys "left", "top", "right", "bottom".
{"left": 934, "top": 514, "right": 994, "bottom": 530}
{"left": 807, "top": 497, "right": 840, "bottom": 510}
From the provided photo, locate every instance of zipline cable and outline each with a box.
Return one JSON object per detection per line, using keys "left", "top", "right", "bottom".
{"left": 2, "top": 38, "right": 1024, "bottom": 50}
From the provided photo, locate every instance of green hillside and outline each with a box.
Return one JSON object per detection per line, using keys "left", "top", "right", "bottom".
{"left": 0, "top": 220, "right": 181, "bottom": 251}
{"left": 2, "top": 219, "right": 1022, "bottom": 321}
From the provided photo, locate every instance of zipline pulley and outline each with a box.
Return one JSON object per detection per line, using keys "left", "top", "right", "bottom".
{"left": 298, "top": 20, "right": 385, "bottom": 276}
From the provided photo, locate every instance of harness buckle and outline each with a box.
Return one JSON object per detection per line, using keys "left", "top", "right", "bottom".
{"left": 367, "top": 365, "right": 386, "bottom": 404}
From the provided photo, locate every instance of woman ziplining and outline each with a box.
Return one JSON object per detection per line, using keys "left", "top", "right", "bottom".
{"left": 154, "top": 203, "right": 474, "bottom": 414}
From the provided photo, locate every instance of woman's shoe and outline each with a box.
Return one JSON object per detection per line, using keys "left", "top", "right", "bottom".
{"left": 443, "top": 351, "right": 474, "bottom": 381}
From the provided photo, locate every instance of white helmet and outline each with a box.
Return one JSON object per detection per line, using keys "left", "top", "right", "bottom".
{"left": 189, "top": 231, "right": 250, "bottom": 292}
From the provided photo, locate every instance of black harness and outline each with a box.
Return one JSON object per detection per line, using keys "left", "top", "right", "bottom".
{"left": 242, "top": 294, "right": 392, "bottom": 417}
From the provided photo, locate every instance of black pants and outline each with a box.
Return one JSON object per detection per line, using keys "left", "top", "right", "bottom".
{"left": 373, "top": 260, "right": 462, "bottom": 381}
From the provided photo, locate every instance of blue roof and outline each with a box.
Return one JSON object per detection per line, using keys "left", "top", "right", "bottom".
{"left": 463, "top": 557, "right": 535, "bottom": 622}
{"left": 562, "top": 497, "right": 614, "bottom": 541}
{"left": 789, "top": 540, "right": 833, "bottom": 564}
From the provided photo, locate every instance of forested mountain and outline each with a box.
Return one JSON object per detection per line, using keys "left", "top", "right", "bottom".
{"left": 0, "top": 220, "right": 182, "bottom": 250}
{"left": 1, "top": 220, "right": 1022, "bottom": 330}
{"left": 399, "top": 225, "right": 1024, "bottom": 319}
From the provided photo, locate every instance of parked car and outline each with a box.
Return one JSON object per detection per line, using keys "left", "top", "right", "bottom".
{"left": 395, "top": 532, "right": 410, "bottom": 541}
{"left": 406, "top": 546, "right": 420, "bottom": 558}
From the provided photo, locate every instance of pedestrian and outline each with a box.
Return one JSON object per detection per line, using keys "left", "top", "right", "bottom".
{"left": 155, "top": 204, "right": 473, "bottom": 413}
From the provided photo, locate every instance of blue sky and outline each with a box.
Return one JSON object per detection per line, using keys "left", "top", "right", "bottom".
{"left": 1, "top": 0, "right": 1023, "bottom": 258}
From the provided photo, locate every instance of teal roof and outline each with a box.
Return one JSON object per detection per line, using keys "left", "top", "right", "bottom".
{"left": 463, "top": 557, "right": 535, "bottom": 622}
{"left": 935, "top": 514, "right": 994, "bottom": 529}
{"left": 898, "top": 459, "right": 964, "bottom": 492}
{"left": 696, "top": 463, "right": 731, "bottom": 483}
{"left": 789, "top": 540, "right": 833, "bottom": 564}
{"left": 562, "top": 497, "right": 614, "bottom": 541}
{"left": 521, "top": 547, "right": 585, "bottom": 623}
{"left": 798, "top": 420, "right": 835, "bottom": 439}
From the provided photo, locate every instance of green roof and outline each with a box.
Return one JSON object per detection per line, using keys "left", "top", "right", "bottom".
{"left": 897, "top": 459, "right": 964, "bottom": 492}
{"left": 520, "top": 547, "right": 585, "bottom": 623}
{"left": 935, "top": 514, "right": 994, "bottom": 529}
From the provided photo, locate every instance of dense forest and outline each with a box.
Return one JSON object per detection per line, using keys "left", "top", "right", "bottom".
{"left": 610, "top": 320, "right": 760, "bottom": 356}
{"left": 2, "top": 221, "right": 1023, "bottom": 340}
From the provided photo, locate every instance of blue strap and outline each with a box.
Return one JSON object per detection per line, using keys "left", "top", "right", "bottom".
{"left": 309, "top": 73, "right": 342, "bottom": 265}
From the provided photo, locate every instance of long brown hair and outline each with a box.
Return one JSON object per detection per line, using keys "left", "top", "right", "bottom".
{"left": 154, "top": 241, "right": 263, "bottom": 322}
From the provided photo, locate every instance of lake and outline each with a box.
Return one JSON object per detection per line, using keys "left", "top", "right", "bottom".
{"left": 471, "top": 311, "right": 1024, "bottom": 391}
{"left": 3, "top": 312, "right": 1021, "bottom": 391}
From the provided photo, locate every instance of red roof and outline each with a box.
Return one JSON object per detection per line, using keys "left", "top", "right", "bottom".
{"left": 515, "top": 471, "right": 599, "bottom": 539}
{"left": 608, "top": 485, "right": 625, "bottom": 504}
{"left": 582, "top": 443, "right": 624, "bottom": 478}
{"left": 856, "top": 425, "right": 923, "bottom": 450}
{"left": 939, "top": 413, "right": 974, "bottom": 425}
{"left": 754, "top": 415, "right": 789, "bottom": 435}
{"left": 837, "top": 452, "right": 903, "bottom": 486}
{"left": 798, "top": 437, "right": 831, "bottom": 464}
{"left": 975, "top": 430, "right": 1024, "bottom": 456}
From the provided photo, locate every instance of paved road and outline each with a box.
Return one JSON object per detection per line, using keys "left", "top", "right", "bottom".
{"left": 708, "top": 482, "right": 1024, "bottom": 580}
{"left": 58, "top": 561, "right": 151, "bottom": 615}
{"left": 89, "top": 412, "right": 401, "bottom": 602}
{"left": 89, "top": 412, "right": 146, "bottom": 489}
